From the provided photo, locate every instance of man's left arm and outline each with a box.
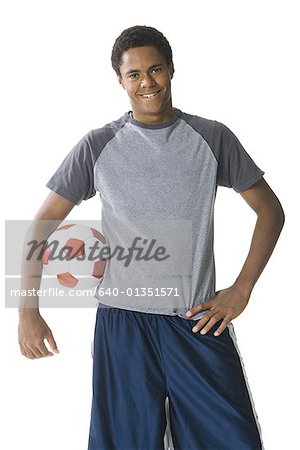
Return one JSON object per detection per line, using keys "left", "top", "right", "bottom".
{"left": 185, "top": 177, "right": 285, "bottom": 336}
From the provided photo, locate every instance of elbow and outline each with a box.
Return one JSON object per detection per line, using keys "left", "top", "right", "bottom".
{"left": 259, "top": 199, "right": 285, "bottom": 231}
{"left": 279, "top": 204, "right": 285, "bottom": 229}
{"left": 274, "top": 199, "right": 285, "bottom": 230}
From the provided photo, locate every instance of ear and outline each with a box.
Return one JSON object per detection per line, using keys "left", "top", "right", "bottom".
{"left": 118, "top": 76, "right": 125, "bottom": 89}
{"left": 169, "top": 63, "right": 175, "bottom": 80}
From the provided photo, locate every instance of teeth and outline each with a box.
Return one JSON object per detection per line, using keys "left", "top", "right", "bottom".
{"left": 141, "top": 91, "right": 159, "bottom": 98}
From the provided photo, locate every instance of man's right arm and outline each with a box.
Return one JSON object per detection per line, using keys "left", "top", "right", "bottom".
{"left": 18, "top": 191, "right": 75, "bottom": 359}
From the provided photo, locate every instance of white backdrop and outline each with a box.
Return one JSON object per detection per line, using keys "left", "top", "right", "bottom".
{"left": 1, "top": 0, "right": 299, "bottom": 449}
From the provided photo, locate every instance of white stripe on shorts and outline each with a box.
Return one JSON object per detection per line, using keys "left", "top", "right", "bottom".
{"left": 227, "top": 322, "right": 265, "bottom": 450}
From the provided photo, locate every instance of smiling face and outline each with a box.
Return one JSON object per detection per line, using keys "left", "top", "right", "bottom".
{"left": 118, "top": 46, "right": 174, "bottom": 124}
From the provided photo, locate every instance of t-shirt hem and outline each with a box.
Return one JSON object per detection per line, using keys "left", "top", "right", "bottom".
{"left": 46, "top": 182, "right": 81, "bottom": 205}
{"left": 96, "top": 300, "right": 210, "bottom": 321}
{"left": 234, "top": 170, "right": 265, "bottom": 193}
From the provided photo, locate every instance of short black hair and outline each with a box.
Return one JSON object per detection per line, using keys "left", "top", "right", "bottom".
{"left": 111, "top": 25, "right": 174, "bottom": 77}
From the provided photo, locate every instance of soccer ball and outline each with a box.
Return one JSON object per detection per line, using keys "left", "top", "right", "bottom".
{"left": 42, "top": 224, "right": 107, "bottom": 289}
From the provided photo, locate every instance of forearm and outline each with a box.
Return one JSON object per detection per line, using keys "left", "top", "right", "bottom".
{"left": 233, "top": 206, "right": 285, "bottom": 294}
{"left": 19, "top": 219, "right": 61, "bottom": 317}
{"left": 18, "top": 192, "right": 75, "bottom": 318}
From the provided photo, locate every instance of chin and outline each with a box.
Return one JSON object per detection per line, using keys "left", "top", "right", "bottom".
{"left": 141, "top": 103, "right": 167, "bottom": 114}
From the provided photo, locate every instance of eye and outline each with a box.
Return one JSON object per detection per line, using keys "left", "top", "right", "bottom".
{"left": 151, "top": 67, "right": 162, "bottom": 73}
{"left": 129, "top": 73, "right": 139, "bottom": 80}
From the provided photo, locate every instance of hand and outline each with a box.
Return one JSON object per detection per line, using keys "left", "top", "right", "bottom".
{"left": 18, "top": 310, "right": 60, "bottom": 359}
{"left": 185, "top": 284, "right": 252, "bottom": 336}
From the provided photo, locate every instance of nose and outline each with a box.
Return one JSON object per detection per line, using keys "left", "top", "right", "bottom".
{"left": 140, "top": 73, "right": 156, "bottom": 89}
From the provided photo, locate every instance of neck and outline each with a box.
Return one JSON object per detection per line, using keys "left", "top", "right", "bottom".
{"left": 130, "top": 106, "right": 175, "bottom": 124}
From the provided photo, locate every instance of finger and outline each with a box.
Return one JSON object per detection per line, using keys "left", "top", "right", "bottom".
{"left": 38, "top": 340, "right": 54, "bottom": 357}
{"left": 186, "top": 301, "right": 214, "bottom": 318}
{"left": 19, "top": 344, "right": 28, "bottom": 358}
{"left": 213, "top": 317, "right": 232, "bottom": 337}
{"left": 20, "top": 344, "right": 33, "bottom": 359}
{"left": 27, "top": 345, "right": 45, "bottom": 359}
{"left": 191, "top": 313, "right": 214, "bottom": 333}
{"left": 46, "top": 333, "right": 60, "bottom": 354}
{"left": 197, "top": 316, "right": 222, "bottom": 335}
{"left": 23, "top": 346, "right": 38, "bottom": 359}
{"left": 193, "top": 315, "right": 222, "bottom": 335}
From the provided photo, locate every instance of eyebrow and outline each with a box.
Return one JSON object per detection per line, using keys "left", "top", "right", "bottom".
{"left": 125, "top": 64, "right": 163, "bottom": 75}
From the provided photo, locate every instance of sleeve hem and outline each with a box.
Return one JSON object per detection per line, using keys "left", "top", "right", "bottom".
{"left": 46, "top": 182, "right": 81, "bottom": 205}
{"left": 233, "top": 170, "right": 265, "bottom": 193}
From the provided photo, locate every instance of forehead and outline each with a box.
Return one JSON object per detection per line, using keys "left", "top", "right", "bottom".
{"left": 119, "top": 46, "right": 167, "bottom": 72}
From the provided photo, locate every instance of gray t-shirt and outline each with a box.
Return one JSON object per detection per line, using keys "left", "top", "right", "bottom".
{"left": 46, "top": 108, "right": 264, "bottom": 319}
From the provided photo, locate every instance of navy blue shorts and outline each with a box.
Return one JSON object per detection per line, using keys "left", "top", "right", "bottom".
{"left": 88, "top": 306, "right": 263, "bottom": 450}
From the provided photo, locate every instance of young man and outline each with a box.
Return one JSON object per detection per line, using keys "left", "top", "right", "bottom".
{"left": 18, "top": 26, "right": 284, "bottom": 449}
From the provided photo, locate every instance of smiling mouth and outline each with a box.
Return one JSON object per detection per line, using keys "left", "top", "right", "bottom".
{"left": 139, "top": 90, "right": 162, "bottom": 99}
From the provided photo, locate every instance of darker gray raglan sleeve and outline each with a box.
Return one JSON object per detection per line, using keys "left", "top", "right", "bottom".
{"left": 46, "top": 133, "right": 97, "bottom": 205}
{"left": 46, "top": 116, "right": 127, "bottom": 205}
{"left": 215, "top": 122, "right": 265, "bottom": 193}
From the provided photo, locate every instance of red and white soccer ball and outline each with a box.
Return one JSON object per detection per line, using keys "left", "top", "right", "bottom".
{"left": 42, "top": 224, "right": 107, "bottom": 289}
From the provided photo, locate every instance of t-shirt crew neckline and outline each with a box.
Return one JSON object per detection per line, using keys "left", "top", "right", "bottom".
{"left": 125, "top": 107, "right": 182, "bottom": 129}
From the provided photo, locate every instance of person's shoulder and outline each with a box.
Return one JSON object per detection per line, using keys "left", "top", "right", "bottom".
{"left": 180, "top": 110, "right": 224, "bottom": 132}
{"left": 86, "top": 112, "right": 128, "bottom": 144}
{"left": 179, "top": 110, "right": 226, "bottom": 138}
{"left": 181, "top": 110, "right": 214, "bottom": 124}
